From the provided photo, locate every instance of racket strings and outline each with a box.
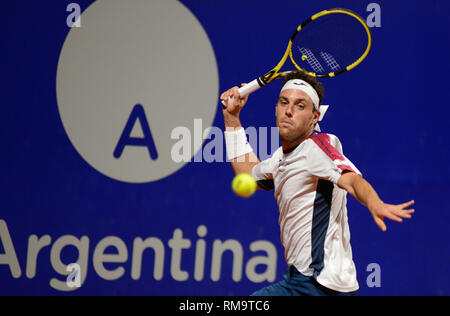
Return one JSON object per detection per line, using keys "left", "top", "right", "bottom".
{"left": 297, "top": 47, "right": 325, "bottom": 73}
{"left": 320, "top": 52, "right": 341, "bottom": 71}
{"left": 291, "top": 12, "right": 368, "bottom": 75}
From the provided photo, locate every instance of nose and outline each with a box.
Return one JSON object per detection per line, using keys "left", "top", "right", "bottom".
{"left": 285, "top": 104, "right": 293, "bottom": 117}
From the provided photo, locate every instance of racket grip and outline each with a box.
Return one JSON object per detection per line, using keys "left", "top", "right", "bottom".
{"left": 238, "top": 78, "right": 262, "bottom": 97}
{"left": 221, "top": 78, "right": 262, "bottom": 106}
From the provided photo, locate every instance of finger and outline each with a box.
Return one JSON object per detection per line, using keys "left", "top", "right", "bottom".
{"left": 225, "top": 88, "right": 234, "bottom": 103}
{"left": 374, "top": 217, "right": 387, "bottom": 232}
{"left": 226, "top": 91, "right": 236, "bottom": 105}
{"left": 223, "top": 87, "right": 237, "bottom": 100}
{"left": 394, "top": 207, "right": 415, "bottom": 215}
{"left": 385, "top": 212, "right": 403, "bottom": 223}
{"left": 398, "top": 209, "right": 415, "bottom": 219}
{"left": 232, "top": 87, "right": 240, "bottom": 100}
{"left": 221, "top": 91, "right": 230, "bottom": 102}
{"left": 222, "top": 95, "right": 230, "bottom": 106}
{"left": 400, "top": 200, "right": 415, "bottom": 209}
{"left": 221, "top": 95, "right": 228, "bottom": 107}
{"left": 398, "top": 212, "right": 411, "bottom": 219}
{"left": 225, "top": 97, "right": 232, "bottom": 107}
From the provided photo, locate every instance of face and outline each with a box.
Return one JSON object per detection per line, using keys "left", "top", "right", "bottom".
{"left": 275, "top": 89, "right": 320, "bottom": 145}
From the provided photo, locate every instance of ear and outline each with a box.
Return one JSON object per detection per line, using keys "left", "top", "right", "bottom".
{"left": 313, "top": 110, "right": 320, "bottom": 124}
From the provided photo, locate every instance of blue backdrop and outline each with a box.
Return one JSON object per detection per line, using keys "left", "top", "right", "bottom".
{"left": 1, "top": 0, "right": 449, "bottom": 296}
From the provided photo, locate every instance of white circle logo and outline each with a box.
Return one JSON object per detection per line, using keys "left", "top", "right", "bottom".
{"left": 56, "top": 0, "right": 218, "bottom": 183}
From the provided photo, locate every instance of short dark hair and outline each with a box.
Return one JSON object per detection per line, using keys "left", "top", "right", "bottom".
{"left": 281, "top": 71, "right": 324, "bottom": 108}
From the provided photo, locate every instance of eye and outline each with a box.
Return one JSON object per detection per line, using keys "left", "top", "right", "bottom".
{"left": 296, "top": 104, "right": 305, "bottom": 109}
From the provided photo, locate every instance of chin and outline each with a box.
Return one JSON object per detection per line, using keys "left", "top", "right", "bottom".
{"left": 277, "top": 127, "right": 290, "bottom": 138}
{"left": 280, "top": 128, "right": 310, "bottom": 143}
{"left": 279, "top": 130, "right": 297, "bottom": 142}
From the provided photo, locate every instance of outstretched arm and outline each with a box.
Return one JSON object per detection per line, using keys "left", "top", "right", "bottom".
{"left": 337, "top": 171, "right": 415, "bottom": 232}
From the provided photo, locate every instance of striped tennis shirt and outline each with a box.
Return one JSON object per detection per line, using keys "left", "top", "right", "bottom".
{"left": 252, "top": 132, "right": 361, "bottom": 292}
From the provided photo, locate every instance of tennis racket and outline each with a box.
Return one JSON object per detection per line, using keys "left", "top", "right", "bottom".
{"left": 223, "top": 8, "right": 372, "bottom": 105}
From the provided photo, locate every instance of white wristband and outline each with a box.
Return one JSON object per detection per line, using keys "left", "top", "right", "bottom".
{"left": 224, "top": 127, "right": 253, "bottom": 161}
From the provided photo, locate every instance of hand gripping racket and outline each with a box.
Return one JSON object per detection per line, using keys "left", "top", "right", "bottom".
{"left": 223, "top": 8, "right": 372, "bottom": 105}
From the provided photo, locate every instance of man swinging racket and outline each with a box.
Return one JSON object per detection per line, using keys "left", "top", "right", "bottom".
{"left": 220, "top": 71, "right": 415, "bottom": 296}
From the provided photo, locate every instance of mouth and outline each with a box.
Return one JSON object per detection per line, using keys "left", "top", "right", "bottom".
{"left": 280, "top": 120, "right": 293, "bottom": 128}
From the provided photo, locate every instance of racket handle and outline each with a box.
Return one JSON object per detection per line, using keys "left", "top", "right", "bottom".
{"left": 238, "top": 78, "right": 262, "bottom": 97}
{"left": 221, "top": 78, "right": 262, "bottom": 106}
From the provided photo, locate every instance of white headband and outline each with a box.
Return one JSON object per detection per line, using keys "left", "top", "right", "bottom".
{"left": 280, "top": 79, "right": 328, "bottom": 132}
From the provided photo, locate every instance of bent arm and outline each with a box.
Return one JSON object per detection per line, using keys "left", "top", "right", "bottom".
{"left": 337, "top": 171, "right": 415, "bottom": 231}
{"left": 221, "top": 86, "right": 265, "bottom": 190}
{"left": 223, "top": 115, "right": 260, "bottom": 176}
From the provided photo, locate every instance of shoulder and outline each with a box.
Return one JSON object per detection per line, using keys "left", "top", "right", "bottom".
{"left": 264, "top": 147, "right": 283, "bottom": 164}
{"left": 309, "top": 133, "right": 341, "bottom": 145}
{"left": 253, "top": 147, "right": 282, "bottom": 173}
{"left": 252, "top": 147, "right": 282, "bottom": 187}
{"left": 307, "top": 133, "right": 345, "bottom": 160}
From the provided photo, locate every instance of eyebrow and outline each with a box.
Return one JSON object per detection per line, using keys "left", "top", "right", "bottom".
{"left": 279, "top": 96, "right": 308, "bottom": 103}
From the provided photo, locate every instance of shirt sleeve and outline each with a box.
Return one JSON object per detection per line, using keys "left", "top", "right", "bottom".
{"left": 307, "top": 134, "right": 362, "bottom": 184}
{"left": 251, "top": 149, "right": 280, "bottom": 191}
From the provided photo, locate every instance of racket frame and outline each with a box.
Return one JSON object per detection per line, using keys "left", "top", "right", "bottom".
{"left": 226, "top": 8, "right": 372, "bottom": 103}
{"left": 288, "top": 8, "right": 372, "bottom": 78}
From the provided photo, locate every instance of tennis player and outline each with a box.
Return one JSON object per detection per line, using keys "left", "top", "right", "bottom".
{"left": 220, "top": 72, "right": 415, "bottom": 296}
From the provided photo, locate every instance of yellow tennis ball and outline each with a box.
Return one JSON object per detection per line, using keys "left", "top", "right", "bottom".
{"left": 302, "top": 55, "right": 308, "bottom": 61}
{"left": 232, "top": 173, "right": 257, "bottom": 198}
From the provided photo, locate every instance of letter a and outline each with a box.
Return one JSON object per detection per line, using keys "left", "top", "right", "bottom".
{"left": 114, "top": 104, "right": 158, "bottom": 160}
{"left": 66, "top": 3, "right": 81, "bottom": 28}
{"left": 0, "top": 220, "right": 22, "bottom": 278}
{"left": 366, "top": 3, "right": 382, "bottom": 28}
{"left": 366, "top": 263, "right": 381, "bottom": 288}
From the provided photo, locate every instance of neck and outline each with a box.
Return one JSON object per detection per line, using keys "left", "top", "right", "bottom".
{"left": 281, "top": 130, "right": 315, "bottom": 154}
